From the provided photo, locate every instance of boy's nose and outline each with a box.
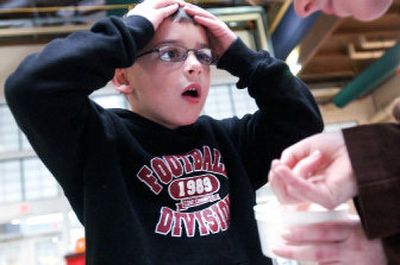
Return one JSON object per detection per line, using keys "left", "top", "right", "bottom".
{"left": 294, "top": 0, "right": 321, "bottom": 17}
{"left": 183, "top": 52, "right": 203, "bottom": 75}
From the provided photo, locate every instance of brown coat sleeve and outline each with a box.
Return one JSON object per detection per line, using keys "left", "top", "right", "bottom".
{"left": 343, "top": 124, "right": 400, "bottom": 264}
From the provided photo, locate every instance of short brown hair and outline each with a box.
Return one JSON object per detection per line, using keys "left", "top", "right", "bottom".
{"left": 170, "top": 7, "right": 198, "bottom": 25}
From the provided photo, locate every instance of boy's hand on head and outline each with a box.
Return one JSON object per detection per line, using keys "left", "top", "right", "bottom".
{"left": 127, "top": 0, "right": 183, "bottom": 30}
{"left": 183, "top": 3, "right": 237, "bottom": 56}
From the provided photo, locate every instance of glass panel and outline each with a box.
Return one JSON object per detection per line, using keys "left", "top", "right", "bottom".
{"left": 230, "top": 85, "right": 258, "bottom": 117}
{"left": 91, "top": 94, "right": 127, "bottom": 109}
{"left": 0, "top": 160, "right": 22, "bottom": 204}
{"left": 0, "top": 105, "right": 19, "bottom": 152}
{"left": 203, "top": 84, "right": 258, "bottom": 119}
{"left": 203, "top": 85, "right": 234, "bottom": 119}
{"left": 34, "top": 237, "right": 63, "bottom": 265}
{"left": 0, "top": 241, "right": 23, "bottom": 265}
{"left": 23, "top": 159, "right": 59, "bottom": 201}
{"left": 68, "top": 210, "right": 84, "bottom": 250}
{"left": 25, "top": 214, "right": 63, "bottom": 235}
{"left": 324, "top": 121, "right": 358, "bottom": 132}
{"left": 21, "top": 131, "right": 32, "bottom": 151}
{"left": 68, "top": 211, "right": 82, "bottom": 228}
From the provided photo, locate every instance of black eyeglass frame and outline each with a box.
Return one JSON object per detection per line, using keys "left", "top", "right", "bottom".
{"left": 136, "top": 45, "right": 219, "bottom": 65}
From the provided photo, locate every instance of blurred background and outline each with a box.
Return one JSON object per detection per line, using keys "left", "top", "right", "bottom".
{"left": 0, "top": 0, "right": 399, "bottom": 264}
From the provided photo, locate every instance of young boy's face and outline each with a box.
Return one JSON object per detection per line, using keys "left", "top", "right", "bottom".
{"left": 121, "top": 19, "right": 211, "bottom": 129}
{"left": 293, "top": 0, "right": 392, "bottom": 21}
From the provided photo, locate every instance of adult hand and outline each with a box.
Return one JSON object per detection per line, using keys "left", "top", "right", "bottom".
{"left": 272, "top": 215, "right": 387, "bottom": 265}
{"left": 268, "top": 131, "right": 357, "bottom": 209}
{"left": 126, "top": 0, "right": 183, "bottom": 31}
{"left": 183, "top": 3, "right": 237, "bottom": 56}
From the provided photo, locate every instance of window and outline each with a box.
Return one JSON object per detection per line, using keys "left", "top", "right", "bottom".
{"left": 23, "top": 159, "right": 59, "bottom": 201}
{"left": 0, "top": 105, "right": 20, "bottom": 152}
{"left": 324, "top": 121, "right": 358, "bottom": 132}
{"left": 0, "top": 242, "right": 23, "bottom": 265}
{"left": 0, "top": 160, "right": 22, "bottom": 204}
{"left": 203, "top": 84, "right": 258, "bottom": 119}
{"left": 34, "top": 237, "right": 63, "bottom": 265}
{"left": 91, "top": 93, "right": 128, "bottom": 109}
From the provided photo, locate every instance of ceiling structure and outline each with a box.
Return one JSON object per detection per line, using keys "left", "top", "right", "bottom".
{"left": 0, "top": 0, "right": 399, "bottom": 105}
{"left": 291, "top": 1, "right": 400, "bottom": 88}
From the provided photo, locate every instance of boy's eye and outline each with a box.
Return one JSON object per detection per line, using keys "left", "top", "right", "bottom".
{"left": 196, "top": 49, "right": 213, "bottom": 64}
{"left": 159, "top": 47, "right": 184, "bottom": 62}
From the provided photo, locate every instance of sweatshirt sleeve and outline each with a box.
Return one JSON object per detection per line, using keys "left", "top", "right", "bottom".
{"left": 343, "top": 124, "right": 400, "bottom": 239}
{"left": 217, "top": 38, "right": 323, "bottom": 189}
{"left": 4, "top": 15, "right": 154, "bottom": 216}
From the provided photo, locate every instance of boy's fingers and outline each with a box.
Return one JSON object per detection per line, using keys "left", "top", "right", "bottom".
{"left": 153, "top": 0, "right": 182, "bottom": 8}
{"left": 159, "top": 3, "right": 180, "bottom": 17}
{"left": 192, "top": 15, "right": 221, "bottom": 31}
{"left": 128, "top": 0, "right": 179, "bottom": 18}
{"left": 184, "top": 3, "right": 217, "bottom": 18}
{"left": 184, "top": 7, "right": 226, "bottom": 32}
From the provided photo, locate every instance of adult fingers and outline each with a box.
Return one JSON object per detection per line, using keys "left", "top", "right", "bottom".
{"left": 273, "top": 164, "right": 334, "bottom": 207}
{"left": 292, "top": 150, "right": 323, "bottom": 178}
{"left": 269, "top": 162, "right": 301, "bottom": 204}
{"left": 272, "top": 243, "right": 341, "bottom": 263}
{"left": 280, "top": 137, "right": 315, "bottom": 168}
{"left": 270, "top": 161, "right": 335, "bottom": 208}
{"left": 274, "top": 216, "right": 362, "bottom": 264}
{"left": 273, "top": 159, "right": 343, "bottom": 210}
{"left": 282, "top": 218, "right": 359, "bottom": 243}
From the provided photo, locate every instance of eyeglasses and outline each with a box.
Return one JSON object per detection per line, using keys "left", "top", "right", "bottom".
{"left": 136, "top": 45, "right": 218, "bottom": 65}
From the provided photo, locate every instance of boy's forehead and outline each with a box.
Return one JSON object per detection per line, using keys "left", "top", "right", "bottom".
{"left": 150, "top": 19, "right": 209, "bottom": 47}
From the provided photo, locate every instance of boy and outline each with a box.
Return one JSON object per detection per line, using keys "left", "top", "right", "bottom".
{"left": 5, "top": 0, "right": 323, "bottom": 264}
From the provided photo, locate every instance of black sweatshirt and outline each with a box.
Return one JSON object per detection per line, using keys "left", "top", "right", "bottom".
{"left": 5, "top": 15, "right": 323, "bottom": 265}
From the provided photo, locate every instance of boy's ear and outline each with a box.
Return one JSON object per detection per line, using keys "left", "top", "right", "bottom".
{"left": 112, "top": 68, "right": 133, "bottom": 94}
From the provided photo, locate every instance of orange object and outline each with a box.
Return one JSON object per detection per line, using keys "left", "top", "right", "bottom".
{"left": 74, "top": 237, "right": 86, "bottom": 253}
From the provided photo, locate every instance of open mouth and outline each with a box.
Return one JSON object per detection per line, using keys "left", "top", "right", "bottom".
{"left": 183, "top": 88, "right": 199, "bottom": 98}
{"left": 182, "top": 84, "right": 201, "bottom": 99}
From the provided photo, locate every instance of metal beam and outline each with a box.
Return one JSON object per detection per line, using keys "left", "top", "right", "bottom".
{"left": 271, "top": 3, "right": 319, "bottom": 60}
{"left": 333, "top": 43, "right": 400, "bottom": 107}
